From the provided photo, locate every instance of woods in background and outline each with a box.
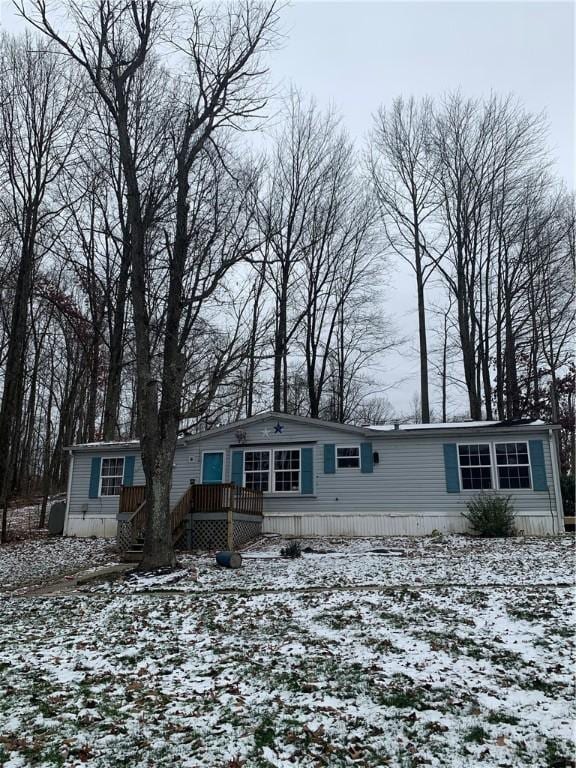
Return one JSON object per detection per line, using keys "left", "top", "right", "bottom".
{"left": 370, "top": 94, "right": 574, "bottom": 470}
{"left": 0, "top": 4, "right": 574, "bottom": 553}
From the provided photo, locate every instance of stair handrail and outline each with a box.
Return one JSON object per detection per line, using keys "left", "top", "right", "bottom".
{"left": 130, "top": 500, "right": 147, "bottom": 539}
{"left": 171, "top": 485, "right": 195, "bottom": 535}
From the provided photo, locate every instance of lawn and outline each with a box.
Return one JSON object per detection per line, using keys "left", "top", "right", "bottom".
{"left": 0, "top": 533, "right": 574, "bottom": 767}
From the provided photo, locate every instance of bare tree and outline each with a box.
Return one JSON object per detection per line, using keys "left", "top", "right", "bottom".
{"left": 258, "top": 94, "right": 343, "bottom": 412}
{"left": 432, "top": 93, "right": 548, "bottom": 419}
{"left": 0, "top": 33, "right": 79, "bottom": 541}
{"left": 369, "top": 97, "right": 441, "bottom": 422}
{"left": 302, "top": 192, "right": 383, "bottom": 418}
{"left": 18, "top": 0, "right": 278, "bottom": 566}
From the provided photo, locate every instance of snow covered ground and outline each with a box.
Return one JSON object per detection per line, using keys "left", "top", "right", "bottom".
{"left": 0, "top": 536, "right": 118, "bottom": 590}
{"left": 0, "top": 533, "right": 574, "bottom": 767}
{"left": 2, "top": 503, "right": 47, "bottom": 542}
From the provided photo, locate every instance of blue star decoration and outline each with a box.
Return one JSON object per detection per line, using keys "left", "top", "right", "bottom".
{"left": 274, "top": 422, "right": 284, "bottom": 434}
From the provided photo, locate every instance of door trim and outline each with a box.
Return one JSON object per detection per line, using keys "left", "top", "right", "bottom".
{"left": 201, "top": 450, "right": 225, "bottom": 484}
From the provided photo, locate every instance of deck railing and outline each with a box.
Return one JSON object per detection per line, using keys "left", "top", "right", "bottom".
{"left": 191, "top": 483, "right": 231, "bottom": 512}
{"left": 190, "top": 483, "right": 263, "bottom": 516}
{"left": 231, "top": 485, "right": 263, "bottom": 516}
{"left": 117, "top": 485, "right": 147, "bottom": 553}
{"left": 117, "top": 481, "right": 263, "bottom": 556}
{"left": 119, "top": 485, "right": 146, "bottom": 515}
{"left": 171, "top": 485, "right": 195, "bottom": 537}
{"left": 130, "top": 500, "right": 147, "bottom": 541}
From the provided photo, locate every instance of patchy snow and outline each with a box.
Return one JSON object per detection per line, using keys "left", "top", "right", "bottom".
{"left": 69, "top": 439, "right": 141, "bottom": 449}
{"left": 2, "top": 503, "right": 48, "bottom": 542}
{"left": 367, "top": 419, "right": 546, "bottom": 431}
{"left": 0, "top": 536, "right": 118, "bottom": 591}
{"left": 0, "top": 533, "right": 574, "bottom": 767}
{"left": 1, "top": 495, "right": 68, "bottom": 543}
{"left": 93, "top": 533, "right": 575, "bottom": 595}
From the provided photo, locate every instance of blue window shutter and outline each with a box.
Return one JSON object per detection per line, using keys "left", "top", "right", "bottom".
{"left": 231, "top": 451, "right": 244, "bottom": 486}
{"left": 529, "top": 440, "right": 548, "bottom": 491}
{"left": 89, "top": 456, "right": 102, "bottom": 498}
{"left": 360, "top": 442, "right": 374, "bottom": 473}
{"left": 324, "top": 444, "right": 336, "bottom": 474}
{"left": 123, "top": 456, "right": 135, "bottom": 487}
{"left": 301, "top": 448, "right": 314, "bottom": 494}
{"left": 443, "top": 444, "right": 460, "bottom": 493}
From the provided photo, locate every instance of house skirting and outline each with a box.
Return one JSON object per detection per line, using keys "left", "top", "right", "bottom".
{"left": 65, "top": 515, "right": 118, "bottom": 538}
{"left": 65, "top": 511, "right": 557, "bottom": 540}
{"left": 262, "top": 513, "right": 557, "bottom": 538}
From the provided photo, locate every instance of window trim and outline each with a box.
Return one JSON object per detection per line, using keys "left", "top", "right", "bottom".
{"left": 456, "top": 442, "right": 494, "bottom": 491}
{"left": 243, "top": 449, "right": 271, "bottom": 493}
{"left": 494, "top": 441, "right": 532, "bottom": 490}
{"left": 242, "top": 447, "right": 302, "bottom": 494}
{"left": 200, "top": 450, "right": 225, "bottom": 484}
{"left": 335, "top": 444, "right": 361, "bottom": 470}
{"left": 456, "top": 441, "right": 536, "bottom": 492}
{"left": 99, "top": 456, "right": 125, "bottom": 497}
{"left": 272, "top": 447, "right": 301, "bottom": 494}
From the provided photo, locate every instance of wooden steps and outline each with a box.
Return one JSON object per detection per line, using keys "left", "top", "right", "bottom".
{"left": 122, "top": 536, "right": 144, "bottom": 562}
{"left": 117, "top": 483, "right": 264, "bottom": 562}
{"left": 122, "top": 520, "right": 187, "bottom": 561}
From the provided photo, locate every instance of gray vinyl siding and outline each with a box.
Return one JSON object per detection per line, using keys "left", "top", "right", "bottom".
{"left": 66, "top": 415, "right": 560, "bottom": 537}
{"left": 181, "top": 417, "right": 558, "bottom": 517}
{"left": 67, "top": 451, "right": 145, "bottom": 519}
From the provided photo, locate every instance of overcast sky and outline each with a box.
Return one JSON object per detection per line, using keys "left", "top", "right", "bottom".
{"left": 265, "top": 0, "right": 574, "bottom": 417}
{"left": 1, "top": 0, "right": 573, "bottom": 417}
{"left": 268, "top": 1, "right": 573, "bottom": 191}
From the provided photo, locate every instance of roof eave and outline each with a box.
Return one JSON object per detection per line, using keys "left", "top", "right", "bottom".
{"left": 367, "top": 423, "right": 559, "bottom": 438}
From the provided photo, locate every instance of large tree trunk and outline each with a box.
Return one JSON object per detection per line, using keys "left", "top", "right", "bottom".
{"left": 102, "top": 237, "right": 130, "bottom": 440}
{"left": 86, "top": 332, "right": 100, "bottom": 442}
{"left": 39, "top": 379, "right": 54, "bottom": 529}
{"left": 245, "top": 264, "right": 266, "bottom": 418}
{"left": 273, "top": 279, "right": 288, "bottom": 412}
{"left": 415, "top": 259, "right": 430, "bottom": 423}
{"left": 504, "top": 307, "right": 520, "bottom": 419}
{"left": 19, "top": 330, "right": 41, "bottom": 493}
{"left": 118, "top": 111, "right": 176, "bottom": 569}
{"left": 0, "top": 233, "right": 35, "bottom": 541}
{"left": 455, "top": 260, "right": 482, "bottom": 420}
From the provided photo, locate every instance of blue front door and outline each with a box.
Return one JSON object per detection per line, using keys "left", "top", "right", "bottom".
{"left": 202, "top": 452, "right": 224, "bottom": 484}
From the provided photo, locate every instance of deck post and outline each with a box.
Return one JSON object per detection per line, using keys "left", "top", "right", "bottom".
{"left": 227, "top": 507, "right": 234, "bottom": 550}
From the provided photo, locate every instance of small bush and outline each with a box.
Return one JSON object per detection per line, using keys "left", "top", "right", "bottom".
{"left": 560, "top": 474, "right": 575, "bottom": 518}
{"left": 280, "top": 540, "right": 302, "bottom": 559}
{"left": 463, "top": 493, "right": 517, "bottom": 537}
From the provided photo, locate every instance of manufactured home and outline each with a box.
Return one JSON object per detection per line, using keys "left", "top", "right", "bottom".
{"left": 63, "top": 412, "right": 564, "bottom": 551}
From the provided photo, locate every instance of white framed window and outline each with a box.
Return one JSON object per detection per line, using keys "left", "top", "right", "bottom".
{"left": 495, "top": 442, "right": 531, "bottom": 489}
{"left": 336, "top": 445, "right": 360, "bottom": 469}
{"left": 243, "top": 448, "right": 302, "bottom": 493}
{"left": 244, "top": 450, "right": 270, "bottom": 492}
{"left": 100, "top": 457, "right": 125, "bottom": 496}
{"left": 457, "top": 444, "right": 493, "bottom": 490}
{"left": 273, "top": 449, "right": 300, "bottom": 492}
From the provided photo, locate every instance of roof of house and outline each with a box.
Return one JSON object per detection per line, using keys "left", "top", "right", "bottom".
{"left": 67, "top": 413, "right": 555, "bottom": 452}
{"left": 180, "top": 411, "right": 369, "bottom": 442}
{"left": 366, "top": 419, "right": 547, "bottom": 432}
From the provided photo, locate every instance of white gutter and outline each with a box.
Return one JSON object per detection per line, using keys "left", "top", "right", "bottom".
{"left": 548, "top": 428, "right": 564, "bottom": 534}
{"left": 63, "top": 450, "right": 74, "bottom": 536}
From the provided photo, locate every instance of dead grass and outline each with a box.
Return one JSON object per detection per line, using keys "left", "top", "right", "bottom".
{"left": 0, "top": 533, "right": 574, "bottom": 767}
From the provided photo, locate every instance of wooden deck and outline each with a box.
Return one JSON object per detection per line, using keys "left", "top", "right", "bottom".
{"left": 190, "top": 484, "right": 263, "bottom": 516}
{"left": 117, "top": 483, "right": 263, "bottom": 559}
{"left": 119, "top": 483, "right": 263, "bottom": 518}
